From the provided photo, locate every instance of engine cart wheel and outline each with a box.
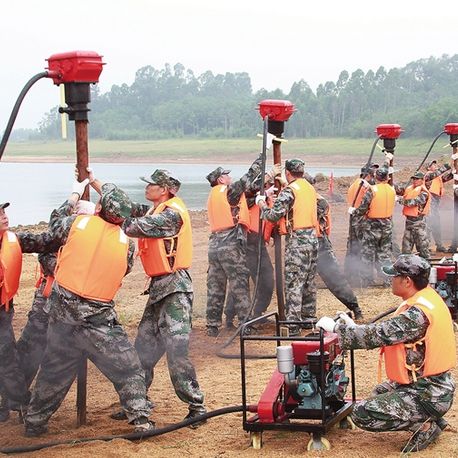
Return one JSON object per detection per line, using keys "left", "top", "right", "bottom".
{"left": 251, "top": 431, "right": 263, "bottom": 449}
{"left": 307, "top": 434, "right": 331, "bottom": 451}
{"left": 339, "top": 416, "right": 356, "bottom": 430}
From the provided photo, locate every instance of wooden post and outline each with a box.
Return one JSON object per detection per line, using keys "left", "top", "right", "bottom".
{"left": 75, "top": 118, "right": 89, "bottom": 425}
{"left": 272, "top": 141, "right": 285, "bottom": 320}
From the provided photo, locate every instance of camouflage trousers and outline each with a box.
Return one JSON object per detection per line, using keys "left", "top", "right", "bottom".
{"left": 285, "top": 231, "right": 318, "bottom": 322}
{"left": 25, "top": 316, "right": 151, "bottom": 427}
{"left": 206, "top": 239, "right": 251, "bottom": 328}
{"left": 427, "top": 195, "right": 443, "bottom": 248}
{"left": 351, "top": 373, "right": 455, "bottom": 432}
{"left": 0, "top": 305, "right": 30, "bottom": 412}
{"left": 402, "top": 217, "right": 431, "bottom": 260}
{"left": 225, "top": 233, "right": 274, "bottom": 320}
{"left": 135, "top": 292, "right": 204, "bottom": 413}
{"left": 344, "top": 216, "right": 366, "bottom": 286}
{"left": 359, "top": 218, "right": 393, "bottom": 285}
{"left": 16, "top": 284, "right": 50, "bottom": 388}
{"left": 316, "top": 237, "right": 359, "bottom": 312}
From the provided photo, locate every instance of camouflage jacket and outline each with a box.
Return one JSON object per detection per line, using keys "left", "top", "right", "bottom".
{"left": 210, "top": 154, "right": 263, "bottom": 246}
{"left": 337, "top": 306, "right": 431, "bottom": 379}
{"left": 123, "top": 201, "right": 193, "bottom": 304}
{"left": 261, "top": 184, "right": 316, "bottom": 241}
{"left": 47, "top": 199, "right": 135, "bottom": 325}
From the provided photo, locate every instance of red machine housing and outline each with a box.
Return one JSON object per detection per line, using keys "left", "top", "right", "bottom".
{"left": 258, "top": 100, "right": 296, "bottom": 121}
{"left": 444, "top": 123, "right": 458, "bottom": 135}
{"left": 255, "top": 333, "right": 341, "bottom": 424}
{"left": 436, "top": 264, "right": 456, "bottom": 281}
{"left": 46, "top": 51, "right": 105, "bottom": 85}
{"left": 375, "top": 124, "right": 403, "bottom": 139}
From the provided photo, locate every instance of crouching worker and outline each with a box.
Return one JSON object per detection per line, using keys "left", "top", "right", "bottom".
{"left": 317, "top": 254, "right": 456, "bottom": 453}
{"left": 24, "top": 179, "right": 153, "bottom": 437}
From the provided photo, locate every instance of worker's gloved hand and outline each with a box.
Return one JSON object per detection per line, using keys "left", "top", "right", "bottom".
{"left": 72, "top": 178, "right": 90, "bottom": 198}
{"left": 266, "top": 133, "right": 276, "bottom": 150}
{"left": 347, "top": 207, "right": 356, "bottom": 215}
{"left": 266, "top": 163, "right": 282, "bottom": 180}
{"left": 316, "top": 317, "right": 337, "bottom": 333}
{"left": 451, "top": 152, "right": 458, "bottom": 161}
{"left": 86, "top": 167, "right": 95, "bottom": 183}
{"left": 361, "top": 179, "right": 370, "bottom": 188}
{"left": 255, "top": 194, "right": 267, "bottom": 206}
{"left": 385, "top": 152, "right": 394, "bottom": 161}
{"left": 265, "top": 185, "right": 278, "bottom": 198}
{"left": 336, "top": 312, "right": 355, "bottom": 327}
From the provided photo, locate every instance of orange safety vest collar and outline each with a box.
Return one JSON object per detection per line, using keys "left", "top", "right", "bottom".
{"left": 55, "top": 215, "right": 129, "bottom": 302}
{"left": 138, "top": 196, "right": 193, "bottom": 277}
{"left": 279, "top": 178, "right": 318, "bottom": 235}
{"left": 207, "top": 185, "right": 250, "bottom": 233}
{"left": 379, "top": 286, "right": 456, "bottom": 384}
{"left": 0, "top": 231, "right": 22, "bottom": 310}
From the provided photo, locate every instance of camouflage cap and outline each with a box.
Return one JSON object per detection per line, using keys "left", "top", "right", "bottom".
{"left": 382, "top": 254, "right": 430, "bottom": 280}
{"left": 411, "top": 171, "right": 425, "bottom": 180}
{"left": 375, "top": 165, "right": 389, "bottom": 180}
{"left": 206, "top": 166, "right": 231, "bottom": 186}
{"left": 285, "top": 159, "right": 305, "bottom": 174}
{"left": 140, "top": 169, "right": 181, "bottom": 195}
{"left": 0, "top": 202, "right": 10, "bottom": 210}
{"left": 99, "top": 183, "right": 133, "bottom": 225}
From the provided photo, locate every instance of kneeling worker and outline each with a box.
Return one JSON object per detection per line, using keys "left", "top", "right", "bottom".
{"left": 317, "top": 254, "right": 456, "bottom": 453}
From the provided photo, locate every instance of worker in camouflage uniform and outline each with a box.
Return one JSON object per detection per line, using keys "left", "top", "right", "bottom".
{"left": 97, "top": 169, "right": 206, "bottom": 428}
{"left": 15, "top": 201, "right": 95, "bottom": 393}
{"left": 395, "top": 171, "right": 431, "bottom": 260}
{"left": 314, "top": 194, "right": 363, "bottom": 320}
{"left": 205, "top": 147, "right": 279, "bottom": 337}
{"left": 257, "top": 159, "right": 318, "bottom": 336}
{"left": 317, "top": 254, "right": 456, "bottom": 453}
{"left": 344, "top": 164, "right": 378, "bottom": 286}
{"left": 224, "top": 184, "right": 275, "bottom": 328}
{"left": 350, "top": 166, "right": 396, "bottom": 287}
{"left": 0, "top": 202, "right": 57, "bottom": 423}
{"left": 424, "top": 160, "right": 453, "bottom": 252}
{"left": 24, "top": 180, "right": 153, "bottom": 437}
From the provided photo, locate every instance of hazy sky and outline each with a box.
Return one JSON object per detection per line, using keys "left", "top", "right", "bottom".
{"left": 1, "top": 0, "right": 457, "bottom": 129}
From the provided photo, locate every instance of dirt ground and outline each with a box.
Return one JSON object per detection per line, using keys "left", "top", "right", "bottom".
{"left": 1, "top": 173, "right": 458, "bottom": 457}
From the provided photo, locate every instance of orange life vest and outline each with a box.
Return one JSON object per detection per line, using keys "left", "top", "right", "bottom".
{"left": 0, "top": 231, "right": 22, "bottom": 310}
{"left": 138, "top": 197, "right": 192, "bottom": 277}
{"left": 429, "top": 176, "right": 444, "bottom": 197}
{"left": 347, "top": 179, "right": 368, "bottom": 208}
{"left": 55, "top": 215, "right": 129, "bottom": 302}
{"left": 366, "top": 183, "right": 396, "bottom": 219}
{"left": 315, "top": 194, "right": 332, "bottom": 238}
{"left": 248, "top": 202, "right": 275, "bottom": 242}
{"left": 279, "top": 178, "right": 317, "bottom": 235}
{"left": 207, "top": 185, "right": 250, "bottom": 232}
{"left": 402, "top": 184, "right": 431, "bottom": 217}
{"left": 380, "top": 286, "right": 456, "bottom": 384}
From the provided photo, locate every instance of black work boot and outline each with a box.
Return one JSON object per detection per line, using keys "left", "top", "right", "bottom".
{"left": 184, "top": 408, "right": 207, "bottom": 429}
{"left": 110, "top": 410, "right": 128, "bottom": 421}
{"left": 24, "top": 423, "right": 48, "bottom": 437}
{"left": 402, "top": 421, "right": 441, "bottom": 453}
{"left": 206, "top": 326, "right": 219, "bottom": 337}
{"left": 352, "top": 306, "right": 364, "bottom": 321}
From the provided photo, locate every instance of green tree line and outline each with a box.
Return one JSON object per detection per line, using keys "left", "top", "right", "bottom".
{"left": 36, "top": 54, "right": 458, "bottom": 140}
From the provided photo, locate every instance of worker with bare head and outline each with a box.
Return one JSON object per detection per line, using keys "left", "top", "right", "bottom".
{"left": 317, "top": 254, "right": 456, "bottom": 453}
{"left": 24, "top": 179, "right": 153, "bottom": 437}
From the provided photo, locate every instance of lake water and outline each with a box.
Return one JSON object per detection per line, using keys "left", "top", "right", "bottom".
{"left": 1, "top": 163, "right": 359, "bottom": 225}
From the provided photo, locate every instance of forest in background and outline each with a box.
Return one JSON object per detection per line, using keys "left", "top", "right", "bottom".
{"left": 11, "top": 54, "right": 458, "bottom": 141}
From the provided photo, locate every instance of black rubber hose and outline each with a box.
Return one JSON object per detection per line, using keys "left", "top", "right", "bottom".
{"left": 416, "top": 131, "right": 446, "bottom": 172}
{"left": 0, "top": 72, "right": 50, "bottom": 161}
{"left": 0, "top": 405, "right": 245, "bottom": 455}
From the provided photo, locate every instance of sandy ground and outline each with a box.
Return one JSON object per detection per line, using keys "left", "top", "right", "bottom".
{"left": 1, "top": 175, "right": 457, "bottom": 457}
